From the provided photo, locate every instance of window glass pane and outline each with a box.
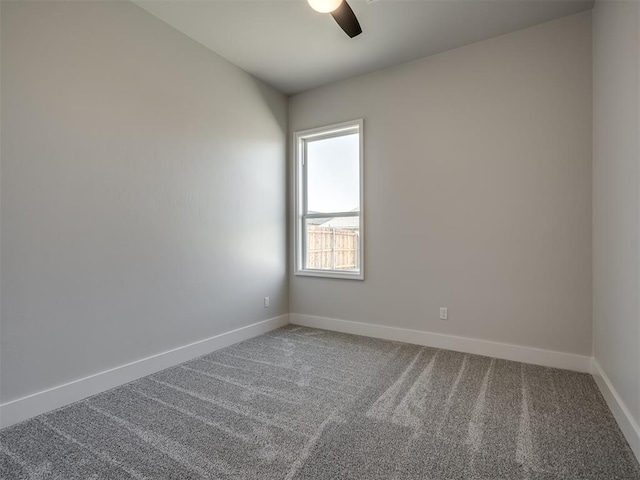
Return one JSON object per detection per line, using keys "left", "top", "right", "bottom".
{"left": 305, "top": 216, "right": 360, "bottom": 272}
{"left": 306, "top": 133, "right": 359, "bottom": 214}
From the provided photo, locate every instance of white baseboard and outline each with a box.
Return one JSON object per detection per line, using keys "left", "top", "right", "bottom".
{"left": 0, "top": 314, "right": 289, "bottom": 429}
{"left": 290, "top": 313, "right": 592, "bottom": 373}
{"left": 591, "top": 358, "right": 640, "bottom": 462}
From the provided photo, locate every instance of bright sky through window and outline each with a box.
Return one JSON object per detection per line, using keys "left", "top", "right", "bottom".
{"left": 306, "top": 133, "right": 360, "bottom": 213}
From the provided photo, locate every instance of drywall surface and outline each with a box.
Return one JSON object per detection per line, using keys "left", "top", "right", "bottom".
{"left": 0, "top": 1, "right": 287, "bottom": 403}
{"left": 593, "top": 0, "right": 640, "bottom": 425}
{"left": 289, "top": 13, "right": 593, "bottom": 355}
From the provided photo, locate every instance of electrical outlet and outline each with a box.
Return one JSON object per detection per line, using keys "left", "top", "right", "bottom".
{"left": 264, "top": 296, "right": 270, "bottom": 308}
{"left": 439, "top": 307, "right": 448, "bottom": 320}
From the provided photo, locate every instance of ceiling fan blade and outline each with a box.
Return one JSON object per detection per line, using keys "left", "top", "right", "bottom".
{"left": 330, "top": 0, "right": 362, "bottom": 38}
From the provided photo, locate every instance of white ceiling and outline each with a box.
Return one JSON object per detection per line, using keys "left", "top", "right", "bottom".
{"left": 134, "top": 0, "right": 593, "bottom": 95}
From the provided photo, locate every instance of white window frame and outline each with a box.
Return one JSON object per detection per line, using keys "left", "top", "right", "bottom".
{"left": 294, "top": 119, "right": 364, "bottom": 280}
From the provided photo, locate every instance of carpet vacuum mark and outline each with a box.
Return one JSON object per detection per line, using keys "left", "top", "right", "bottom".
{"left": 1, "top": 325, "right": 639, "bottom": 479}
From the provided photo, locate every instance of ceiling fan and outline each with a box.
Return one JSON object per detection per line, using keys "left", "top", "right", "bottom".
{"left": 308, "top": 0, "right": 363, "bottom": 38}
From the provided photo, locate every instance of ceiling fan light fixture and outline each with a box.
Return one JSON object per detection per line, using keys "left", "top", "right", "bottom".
{"left": 308, "top": 0, "right": 343, "bottom": 14}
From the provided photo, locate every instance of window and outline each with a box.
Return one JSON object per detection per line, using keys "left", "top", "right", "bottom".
{"left": 294, "top": 119, "right": 363, "bottom": 280}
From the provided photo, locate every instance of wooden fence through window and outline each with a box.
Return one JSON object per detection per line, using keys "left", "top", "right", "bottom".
{"left": 307, "top": 226, "right": 359, "bottom": 270}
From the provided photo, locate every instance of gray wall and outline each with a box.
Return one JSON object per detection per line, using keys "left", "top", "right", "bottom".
{"left": 593, "top": 0, "right": 640, "bottom": 426}
{"left": 289, "top": 12, "right": 593, "bottom": 355}
{"left": 0, "top": 1, "right": 288, "bottom": 403}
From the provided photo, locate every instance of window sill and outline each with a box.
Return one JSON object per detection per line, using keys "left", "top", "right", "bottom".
{"left": 295, "top": 269, "right": 364, "bottom": 281}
